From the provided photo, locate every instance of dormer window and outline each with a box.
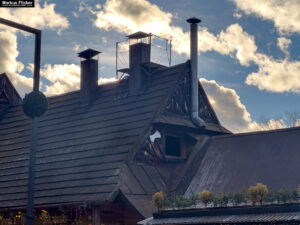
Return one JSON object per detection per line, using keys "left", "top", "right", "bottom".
{"left": 136, "top": 127, "right": 194, "bottom": 163}
{"left": 165, "top": 135, "right": 181, "bottom": 157}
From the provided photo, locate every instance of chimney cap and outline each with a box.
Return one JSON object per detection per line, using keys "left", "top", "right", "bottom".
{"left": 187, "top": 17, "right": 201, "bottom": 24}
{"left": 78, "top": 48, "right": 101, "bottom": 59}
{"left": 127, "top": 31, "right": 151, "bottom": 40}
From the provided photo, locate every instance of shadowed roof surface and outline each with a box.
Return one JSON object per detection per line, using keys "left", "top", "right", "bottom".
{"left": 185, "top": 127, "right": 300, "bottom": 196}
{"left": 0, "top": 62, "right": 188, "bottom": 209}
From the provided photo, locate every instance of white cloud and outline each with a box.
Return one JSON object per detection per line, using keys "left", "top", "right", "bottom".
{"left": 40, "top": 63, "right": 116, "bottom": 96}
{"left": 89, "top": 0, "right": 300, "bottom": 94}
{"left": 73, "top": 44, "right": 81, "bottom": 52}
{"left": 0, "top": 31, "right": 32, "bottom": 96}
{"left": 200, "top": 78, "right": 251, "bottom": 132}
{"left": 253, "top": 119, "right": 286, "bottom": 131}
{"left": 0, "top": 0, "right": 69, "bottom": 34}
{"left": 246, "top": 54, "right": 300, "bottom": 93}
{"left": 92, "top": 0, "right": 259, "bottom": 63}
{"left": 277, "top": 37, "right": 291, "bottom": 56}
{"left": 101, "top": 37, "right": 108, "bottom": 45}
{"left": 98, "top": 77, "right": 117, "bottom": 84}
{"left": 209, "top": 24, "right": 257, "bottom": 66}
{"left": 200, "top": 78, "right": 288, "bottom": 132}
{"left": 232, "top": 0, "right": 300, "bottom": 35}
{"left": 233, "top": 11, "right": 242, "bottom": 19}
{"left": 93, "top": 0, "right": 189, "bottom": 55}
{"left": 73, "top": 11, "right": 79, "bottom": 18}
{"left": 0, "top": 0, "right": 69, "bottom": 97}
{"left": 40, "top": 64, "right": 80, "bottom": 96}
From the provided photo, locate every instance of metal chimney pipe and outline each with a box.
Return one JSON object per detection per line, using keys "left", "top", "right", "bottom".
{"left": 187, "top": 17, "right": 205, "bottom": 127}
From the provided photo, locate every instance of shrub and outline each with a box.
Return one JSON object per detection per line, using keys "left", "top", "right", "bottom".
{"left": 152, "top": 191, "right": 164, "bottom": 210}
{"left": 275, "top": 188, "right": 293, "bottom": 203}
{"left": 173, "top": 195, "right": 195, "bottom": 208}
{"left": 265, "top": 191, "right": 276, "bottom": 203}
{"left": 248, "top": 186, "right": 257, "bottom": 205}
{"left": 255, "top": 183, "right": 269, "bottom": 205}
{"left": 199, "top": 190, "right": 212, "bottom": 207}
{"left": 221, "top": 193, "right": 229, "bottom": 206}
{"left": 248, "top": 183, "right": 268, "bottom": 205}
{"left": 211, "top": 194, "right": 219, "bottom": 207}
{"left": 233, "top": 191, "right": 247, "bottom": 206}
{"left": 292, "top": 191, "right": 298, "bottom": 201}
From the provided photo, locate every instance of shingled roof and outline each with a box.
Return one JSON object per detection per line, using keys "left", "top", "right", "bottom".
{"left": 0, "top": 73, "right": 22, "bottom": 115}
{"left": 0, "top": 62, "right": 189, "bottom": 210}
{"left": 185, "top": 127, "right": 300, "bottom": 196}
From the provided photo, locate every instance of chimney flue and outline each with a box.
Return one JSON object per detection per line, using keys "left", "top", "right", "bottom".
{"left": 78, "top": 49, "right": 101, "bottom": 105}
{"left": 127, "top": 32, "right": 151, "bottom": 95}
{"left": 187, "top": 17, "right": 205, "bottom": 127}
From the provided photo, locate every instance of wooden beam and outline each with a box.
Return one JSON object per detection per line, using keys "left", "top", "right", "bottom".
{"left": 92, "top": 205, "right": 101, "bottom": 225}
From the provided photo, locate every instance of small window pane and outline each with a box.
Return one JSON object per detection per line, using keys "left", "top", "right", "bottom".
{"left": 165, "top": 136, "right": 181, "bottom": 157}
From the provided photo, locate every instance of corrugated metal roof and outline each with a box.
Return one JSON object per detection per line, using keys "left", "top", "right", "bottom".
{"left": 185, "top": 126, "right": 300, "bottom": 197}
{"left": 140, "top": 212, "right": 300, "bottom": 224}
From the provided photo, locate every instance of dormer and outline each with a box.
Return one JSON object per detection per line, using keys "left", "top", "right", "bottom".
{"left": 0, "top": 73, "right": 22, "bottom": 114}
{"left": 135, "top": 123, "right": 198, "bottom": 164}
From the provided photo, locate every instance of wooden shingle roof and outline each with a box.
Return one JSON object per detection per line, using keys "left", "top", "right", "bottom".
{"left": 0, "top": 62, "right": 189, "bottom": 209}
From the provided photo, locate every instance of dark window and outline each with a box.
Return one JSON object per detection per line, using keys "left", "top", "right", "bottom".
{"left": 165, "top": 136, "right": 181, "bottom": 157}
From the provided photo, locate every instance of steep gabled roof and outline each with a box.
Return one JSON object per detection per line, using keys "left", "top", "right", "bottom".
{"left": 0, "top": 62, "right": 189, "bottom": 209}
{"left": 185, "top": 127, "right": 300, "bottom": 196}
{"left": 0, "top": 73, "right": 22, "bottom": 114}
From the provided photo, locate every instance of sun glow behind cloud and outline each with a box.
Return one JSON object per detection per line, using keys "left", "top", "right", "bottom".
{"left": 90, "top": 0, "right": 300, "bottom": 132}
{"left": 92, "top": 0, "right": 300, "bottom": 94}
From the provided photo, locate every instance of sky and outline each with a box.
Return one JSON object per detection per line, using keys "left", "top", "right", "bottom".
{"left": 1, "top": 0, "right": 300, "bottom": 133}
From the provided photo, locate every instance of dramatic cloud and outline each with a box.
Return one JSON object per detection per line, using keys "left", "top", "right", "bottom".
{"left": 0, "top": 0, "right": 69, "bottom": 34}
{"left": 200, "top": 78, "right": 252, "bottom": 132}
{"left": 93, "top": 0, "right": 258, "bottom": 63}
{"left": 0, "top": 31, "right": 32, "bottom": 96}
{"left": 0, "top": 0, "right": 69, "bottom": 96}
{"left": 90, "top": 0, "right": 300, "bottom": 94}
{"left": 94, "top": 0, "right": 190, "bottom": 55}
{"left": 200, "top": 78, "right": 288, "bottom": 132}
{"left": 40, "top": 63, "right": 116, "bottom": 96}
{"left": 246, "top": 56, "right": 300, "bottom": 93}
{"left": 232, "top": 0, "right": 300, "bottom": 35}
{"left": 40, "top": 64, "right": 80, "bottom": 96}
{"left": 209, "top": 24, "right": 257, "bottom": 66}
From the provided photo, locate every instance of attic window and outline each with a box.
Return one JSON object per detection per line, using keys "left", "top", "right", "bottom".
{"left": 165, "top": 135, "right": 181, "bottom": 157}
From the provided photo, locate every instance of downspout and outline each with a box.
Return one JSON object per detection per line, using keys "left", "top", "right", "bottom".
{"left": 187, "top": 17, "right": 205, "bottom": 127}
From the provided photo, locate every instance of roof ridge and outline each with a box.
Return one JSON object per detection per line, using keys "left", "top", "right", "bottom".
{"left": 212, "top": 125, "right": 300, "bottom": 140}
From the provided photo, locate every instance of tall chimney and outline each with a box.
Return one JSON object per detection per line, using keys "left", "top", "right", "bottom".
{"left": 187, "top": 17, "right": 205, "bottom": 127}
{"left": 78, "top": 49, "right": 101, "bottom": 105}
{"left": 127, "top": 32, "right": 151, "bottom": 95}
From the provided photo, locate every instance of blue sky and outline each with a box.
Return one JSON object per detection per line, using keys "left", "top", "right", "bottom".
{"left": 1, "top": 0, "right": 300, "bottom": 132}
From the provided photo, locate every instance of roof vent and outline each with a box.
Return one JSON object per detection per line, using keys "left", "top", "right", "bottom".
{"left": 78, "top": 49, "right": 101, "bottom": 105}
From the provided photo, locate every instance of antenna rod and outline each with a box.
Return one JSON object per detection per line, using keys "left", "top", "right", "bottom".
{"left": 116, "top": 42, "right": 118, "bottom": 79}
{"left": 169, "top": 39, "right": 172, "bottom": 66}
